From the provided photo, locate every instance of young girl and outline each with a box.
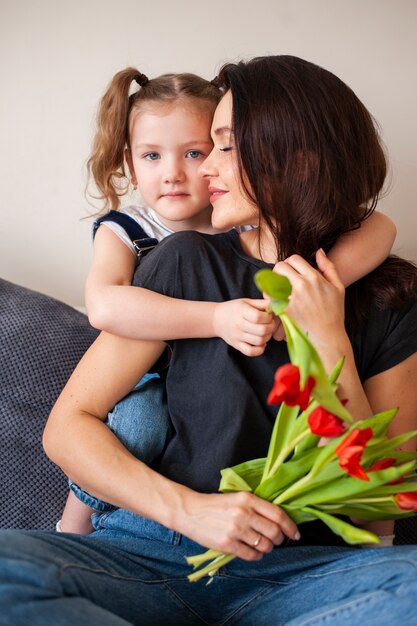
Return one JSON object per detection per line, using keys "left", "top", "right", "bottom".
{"left": 59, "top": 66, "right": 396, "bottom": 534}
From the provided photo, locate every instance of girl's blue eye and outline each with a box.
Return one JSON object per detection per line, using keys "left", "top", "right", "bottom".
{"left": 186, "top": 150, "right": 203, "bottom": 159}
{"left": 144, "top": 153, "right": 160, "bottom": 161}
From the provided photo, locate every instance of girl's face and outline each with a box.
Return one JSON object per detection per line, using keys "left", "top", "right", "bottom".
{"left": 126, "top": 101, "right": 215, "bottom": 233}
{"left": 199, "top": 91, "right": 258, "bottom": 231}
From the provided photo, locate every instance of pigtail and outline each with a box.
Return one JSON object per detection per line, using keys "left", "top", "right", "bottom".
{"left": 87, "top": 67, "right": 145, "bottom": 212}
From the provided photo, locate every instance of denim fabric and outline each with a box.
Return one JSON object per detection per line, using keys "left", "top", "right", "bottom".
{"left": 1, "top": 514, "right": 417, "bottom": 625}
{"left": 69, "top": 373, "right": 171, "bottom": 511}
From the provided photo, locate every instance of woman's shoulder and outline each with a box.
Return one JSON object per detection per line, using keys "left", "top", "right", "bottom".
{"left": 349, "top": 296, "right": 417, "bottom": 381}
{"left": 154, "top": 229, "right": 238, "bottom": 254}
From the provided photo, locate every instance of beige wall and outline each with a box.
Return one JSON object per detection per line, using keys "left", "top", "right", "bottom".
{"left": 1, "top": 0, "right": 416, "bottom": 308}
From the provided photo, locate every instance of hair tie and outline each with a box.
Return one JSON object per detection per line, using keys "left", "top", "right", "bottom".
{"left": 210, "top": 76, "right": 222, "bottom": 88}
{"left": 135, "top": 73, "right": 149, "bottom": 87}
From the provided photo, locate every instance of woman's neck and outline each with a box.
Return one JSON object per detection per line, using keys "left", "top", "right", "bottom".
{"left": 239, "top": 227, "right": 278, "bottom": 263}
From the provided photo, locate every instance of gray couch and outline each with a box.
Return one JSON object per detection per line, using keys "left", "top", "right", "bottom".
{"left": 0, "top": 278, "right": 98, "bottom": 529}
{"left": 0, "top": 278, "right": 415, "bottom": 543}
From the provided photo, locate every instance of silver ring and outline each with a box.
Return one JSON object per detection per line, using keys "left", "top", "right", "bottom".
{"left": 253, "top": 533, "right": 262, "bottom": 548}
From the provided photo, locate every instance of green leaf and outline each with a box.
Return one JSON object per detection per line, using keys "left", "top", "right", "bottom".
{"left": 328, "top": 357, "right": 345, "bottom": 384}
{"left": 301, "top": 507, "right": 379, "bottom": 545}
{"left": 280, "top": 313, "right": 352, "bottom": 424}
{"left": 256, "top": 447, "right": 320, "bottom": 500}
{"left": 356, "top": 409, "right": 398, "bottom": 439}
{"left": 218, "top": 458, "right": 266, "bottom": 493}
{"left": 361, "top": 432, "right": 417, "bottom": 464}
{"left": 219, "top": 467, "right": 253, "bottom": 493}
{"left": 262, "top": 405, "right": 300, "bottom": 480}
{"left": 287, "top": 461, "right": 417, "bottom": 508}
{"left": 254, "top": 270, "right": 292, "bottom": 315}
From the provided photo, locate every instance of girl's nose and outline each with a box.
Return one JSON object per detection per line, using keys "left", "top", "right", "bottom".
{"left": 164, "top": 159, "right": 185, "bottom": 184}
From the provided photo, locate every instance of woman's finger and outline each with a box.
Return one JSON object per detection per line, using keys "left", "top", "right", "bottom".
{"left": 315, "top": 249, "right": 344, "bottom": 290}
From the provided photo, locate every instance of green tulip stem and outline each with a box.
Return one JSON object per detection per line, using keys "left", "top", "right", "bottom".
{"left": 187, "top": 553, "right": 236, "bottom": 583}
{"left": 266, "top": 428, "right": 311, "bottom": 478}
{"left": 273, "top": 472, "right": 313, "bottom": 505}
{"left": 340, "top": 496, "right": 393, "bottom": 505}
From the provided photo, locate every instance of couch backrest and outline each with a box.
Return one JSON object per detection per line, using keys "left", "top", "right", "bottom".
{"left": 0, "top": 278, "right": 98, "bottom": 529}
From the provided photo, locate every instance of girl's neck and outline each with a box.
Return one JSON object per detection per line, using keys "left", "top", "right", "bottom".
{"left": 239, "top": 226, "right": 278, "bottom": 263}
{"left": 153, "top": 207, "right": 222, "bottom": 235}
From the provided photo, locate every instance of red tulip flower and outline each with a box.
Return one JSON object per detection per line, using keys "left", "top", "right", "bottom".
{"left": 308, "top": 406, "right": 346, "bottom": 437}
{"left": 395, "top": 492, "right": 417, "bottom": 511}
{"left": 368, "top": 458, "right": 396, "bottom": 472}
{"left": 367, "top": 457, "right": 404, "bottom": 485}
{"left": 268, "top": 364, "right": 315, "bottom": 410}
{"left": 335, "top": 427, "right": 373, "bottom": 481}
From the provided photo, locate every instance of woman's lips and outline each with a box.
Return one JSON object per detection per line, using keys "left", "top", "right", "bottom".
{"left": 208, "top": 188, "right": 228, "bottom": 203}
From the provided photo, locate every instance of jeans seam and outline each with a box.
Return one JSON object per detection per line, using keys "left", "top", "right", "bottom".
{"left": 290, "top": 590, "right": 386, "bottom": 625}
{"left": 60, "top": 562, "right": 189, "bottom": 585}
{"left": 285, "top": 556, "right": 417, "bottom": 584}
{"left": 221, "top": 583, "right": 277, "bottom": 625}
{"left": 60, "top": 564, "right": 207, "bottom": 624}
{"left": 162, "top": 582, "right": 209, "bottom": 625}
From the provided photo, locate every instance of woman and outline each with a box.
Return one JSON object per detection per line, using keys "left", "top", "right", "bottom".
{"left": 1, "top": 55, "right": 417, "bottom": 625}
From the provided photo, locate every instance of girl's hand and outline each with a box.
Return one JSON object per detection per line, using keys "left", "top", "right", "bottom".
{"left": 213, "top": 299, "right": 278, "bottom": 356}
{"left": 180, "top": 491, "right": 299, "bottom": 561}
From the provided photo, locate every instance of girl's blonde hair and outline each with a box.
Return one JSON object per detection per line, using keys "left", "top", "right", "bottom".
{"left": 87, "top": 67, "right": 221, "bottom": 212}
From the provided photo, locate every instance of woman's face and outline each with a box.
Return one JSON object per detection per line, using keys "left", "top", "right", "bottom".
{"left": 199, "top": 91, "right": 258, "bottom": 231}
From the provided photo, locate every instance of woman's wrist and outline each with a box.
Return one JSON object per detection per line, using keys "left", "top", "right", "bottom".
{"left": 312, "top": 332, "right": 353, "bottom": 374}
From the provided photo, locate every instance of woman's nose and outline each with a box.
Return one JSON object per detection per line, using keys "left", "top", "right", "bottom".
{"left": 199, "top": 149, "right": 216, "bottom": 179}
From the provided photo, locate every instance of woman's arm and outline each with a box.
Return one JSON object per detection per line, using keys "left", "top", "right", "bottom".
{"left": 364, "top": 352, "right": 417, "bottom": 449}
{"left": 44, "top": 331, "right": 299, "bottom": 558}
{"left": 274, "top": 249, "right": 417, "bottom": 434}
{"left": 274, "top": 250, "right": 377, "bottom": 420}
{"left": 86, "top": 226, "right": 276, "bottom": 356}
{"left": 361, "top": 352, "right": 417, "bottom": 538}
{"left": 327, "top": 211, "right": 396, "bottom": 287}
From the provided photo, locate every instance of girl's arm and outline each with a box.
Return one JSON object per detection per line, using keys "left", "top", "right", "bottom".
{"left": 43, "top": 332, "right": 299, "bottom": 558}
{"left": 86, "top": 226, "right": 276, "bottom": 356}
{"left": 327, "top": 211, "right": 396, "bottom": 287}
{"left": 84, "top": 225, "right": 136, "bottom": 322}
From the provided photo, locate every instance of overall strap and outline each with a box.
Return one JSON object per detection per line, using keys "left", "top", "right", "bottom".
{"left": 93, "top": 210, "right": 158, "bottom": 259}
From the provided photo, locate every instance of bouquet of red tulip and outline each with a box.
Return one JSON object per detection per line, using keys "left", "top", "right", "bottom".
{"left": 186, "top": 270, "right": 417, "bottom": 583}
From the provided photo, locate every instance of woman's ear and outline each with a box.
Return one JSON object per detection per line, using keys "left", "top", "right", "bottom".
{"left": 125, "top": 149, "right": 138, "bottom": 189}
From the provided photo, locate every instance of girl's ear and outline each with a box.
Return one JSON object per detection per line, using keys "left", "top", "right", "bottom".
{"left": 125, "top": 149, "right": 138, "bottom": 188}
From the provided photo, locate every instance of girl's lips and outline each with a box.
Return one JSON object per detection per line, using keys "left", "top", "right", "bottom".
{"left": 161, "top": 192, "right": 189, "bottom": 199}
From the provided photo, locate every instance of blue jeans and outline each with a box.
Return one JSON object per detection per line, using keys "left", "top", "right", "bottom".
{"left": 69, "top": 373, "right": 171, "bottom": 511}
{"left": 0, "top": 511, "right": 417, "bottom": 625}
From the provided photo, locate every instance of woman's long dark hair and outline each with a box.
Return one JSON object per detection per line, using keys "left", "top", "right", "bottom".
{"left": 214, "top": 55, "right": 417, "bottom": 324}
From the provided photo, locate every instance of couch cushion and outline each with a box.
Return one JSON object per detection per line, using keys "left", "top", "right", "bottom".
{"left": 0, "top": 278, "right": 98, "bottom": 529}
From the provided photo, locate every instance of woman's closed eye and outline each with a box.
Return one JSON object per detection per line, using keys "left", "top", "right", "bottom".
{"left": 219, "top": 146, "right": 233, "bottom": 152}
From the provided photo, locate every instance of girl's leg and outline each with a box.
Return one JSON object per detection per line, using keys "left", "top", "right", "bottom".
{"left": 60, "top": 373, "right": 170, "bottom": 534}
{"left": 59, "top": 490, "right": 95, "bottom": 534}
{"left": 106, "top": 372, "right": 171, "bottom": 463}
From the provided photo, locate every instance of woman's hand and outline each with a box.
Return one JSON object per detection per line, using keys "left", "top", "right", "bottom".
{"left": 179, "top": 491, "right": 300, "bottom": 561}
{"left": 273, "top": 249, "right": 348, "bottom": 356}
